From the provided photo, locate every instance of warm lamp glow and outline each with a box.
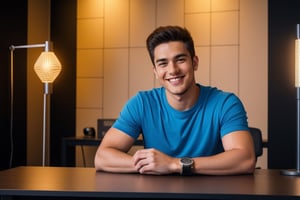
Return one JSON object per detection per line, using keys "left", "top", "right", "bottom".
{"left": 296, "top": 39, "right": 300, "bottom": 87}
{"left": 34, "top": 51, "right": 62, "bottom": 83}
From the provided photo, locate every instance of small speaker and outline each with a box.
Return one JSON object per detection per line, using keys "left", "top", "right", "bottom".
{"left": 83, "top": 127, "right": 96, "bottom": 137}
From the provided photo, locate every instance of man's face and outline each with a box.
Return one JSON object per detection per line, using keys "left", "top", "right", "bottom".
{"left": 153, "top": 41, "right": 198, "bottom": 97}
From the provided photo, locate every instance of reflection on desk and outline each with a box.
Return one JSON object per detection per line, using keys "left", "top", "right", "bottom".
{"left": 0, "top": 166, "right": 299, "bottom": 199}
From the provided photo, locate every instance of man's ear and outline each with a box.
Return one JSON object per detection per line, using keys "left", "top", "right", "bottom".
{"left": 153, "top": 67, "right": 158, "bottom": 79}
{"left": 193, "top": 56, "right": 199, "bottom": 70}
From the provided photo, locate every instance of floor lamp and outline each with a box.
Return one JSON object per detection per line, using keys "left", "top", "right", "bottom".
{"left": 9, "top": 41, "right": 62, "bottom": 167}
{"left": 281, "top": 24, "right": 300, "bottom": 176}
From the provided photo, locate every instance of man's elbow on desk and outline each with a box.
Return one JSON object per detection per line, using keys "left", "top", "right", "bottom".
{"left": 191, "top": 150, "right": 257, "bottom": 175}
{"left": 94, "top": 147, "right": 137, "bottom": 173}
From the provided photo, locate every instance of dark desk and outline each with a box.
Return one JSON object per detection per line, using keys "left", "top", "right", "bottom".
{"left": 61, "top": 136, "right": 144, "bottom": 166}
{"left": 0, "top": 166, "right": 300, "bottom": 199}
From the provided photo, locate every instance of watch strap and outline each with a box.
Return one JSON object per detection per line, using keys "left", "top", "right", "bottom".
{"left": 182, "top": 164, "right": 193, "bottom": 175}
{"left": 180, "top": 157, "right": 194, "bottom": 175}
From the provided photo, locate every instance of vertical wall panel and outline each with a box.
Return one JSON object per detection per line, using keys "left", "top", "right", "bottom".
{"left": 185, "top": 13, "right": 211, "bottom": 46}
{"left": 77, "top": 19, "right": 104, "bottom": 49}
{"left": 77, "top": 79, "right": 103, "bottom": 108}
{"left": 104, "top": 0, "right": 129, "bottom": 48}
{"left": 157, "top": 0, "right": 184, "bottom": 26}
{"left": 76, "top": 0, "right": 104, "bottom": 166}
{"left": 185, "top": 0, "right": 210, "bottom": 13}
{"left": 130, "top": 0, "right": 156, "bottom": 47}
{"left": 103, "top": 48, "right": 129, "bottom": 117}
{"left": 77, "top": 0, "right": 104, "bottom": 18}
{"left": 240, "top": 0, "right": 268, "bottom": 134}
{"left": 211, "top": 11, "right": 239, "bottom": 45}
{"left": 211, "top": 0, "right": 239, "bottom": 11}
{"left": 211, "top": 46, "right": 239, "bottom": 94}
{"left": 194, "top": 47, "right": 210, "bottom": 85}
{"left": 129, "top": 48, "right": 154, "bottom": 97}
{"left": 76, "top": 0, "right": 104, "bottom": 164}
{"left": 240, "top": 0, "right": 268, "bottom": 169}
{"left": 77, "top": 49, "right": 104, "bottom": 77}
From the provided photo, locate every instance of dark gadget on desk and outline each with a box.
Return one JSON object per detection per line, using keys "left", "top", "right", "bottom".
{"left": 97, "top": 119, "right": 116, "bottom": 138}
{"left": 83, "top": 127, "right": 95, "bottom": 137}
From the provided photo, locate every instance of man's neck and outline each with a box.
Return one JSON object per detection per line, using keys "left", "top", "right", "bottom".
{"left": 166, "top": 84, "right": 200, "bottom": 111}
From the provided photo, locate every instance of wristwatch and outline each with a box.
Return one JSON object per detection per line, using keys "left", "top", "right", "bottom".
{"left": 180, "top": 157, "right": 194, "bottom": 175}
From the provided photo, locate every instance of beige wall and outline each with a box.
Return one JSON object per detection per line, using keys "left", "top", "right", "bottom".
{"left": 76, "top": 0, "right": 268, "bottom": 168}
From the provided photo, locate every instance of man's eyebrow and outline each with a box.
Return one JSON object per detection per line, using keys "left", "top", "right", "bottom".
{"left": 174, "top": 53, "right": 188, "bottom": 59}
{"left": 155, "top": 58, "right": 167, "bottom": 64}
{"left": 155, "top": 53, "right": 188, "bottom": 64}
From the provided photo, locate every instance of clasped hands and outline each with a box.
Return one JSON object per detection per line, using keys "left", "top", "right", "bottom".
{"left": 132, "top": 148, "right": 179, "bottom": 175}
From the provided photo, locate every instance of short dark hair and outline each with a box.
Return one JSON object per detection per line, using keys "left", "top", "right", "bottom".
{"left": 146, "top": 26, "right": 196, "bottom": 66}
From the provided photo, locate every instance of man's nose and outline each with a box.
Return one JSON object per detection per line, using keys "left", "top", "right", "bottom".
{"left": 168, "top": 61, "right": 179, "bottom": 74}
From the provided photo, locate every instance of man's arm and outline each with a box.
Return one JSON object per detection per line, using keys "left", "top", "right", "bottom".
{"left": 186, "top": 130, "right": 256, "bottom": 175}
{"left": 95, "top": 129, "right": 256, "bottom": 175}
{"left": 133, "top": 130, "right": 256, "bottom": 175}
{"left": 94, "top": 127, "right": 138, "bottom": 173}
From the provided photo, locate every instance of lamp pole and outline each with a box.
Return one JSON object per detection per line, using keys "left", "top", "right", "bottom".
{"left": 42, "top": 82, "right": 52, "bottom": 166}
{"left": 281, "top": 24, "right": 300, "bottom": 176}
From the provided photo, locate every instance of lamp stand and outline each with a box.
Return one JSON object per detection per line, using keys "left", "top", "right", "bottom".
{"left": 281, "top": 87, "right": 300, "bottom": 176}
{"left": 9, "top": 41, "right": 57, "bottom": 167}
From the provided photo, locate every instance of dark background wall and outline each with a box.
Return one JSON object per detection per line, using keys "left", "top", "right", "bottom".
{"left": 268, "top": 0, "right": 300, "bottom": 169}
{"left": 50, "top": 0, "right": 76, "bottom": 166}
{"left": 0, "top": 0, "right": 27, "bottom": 170}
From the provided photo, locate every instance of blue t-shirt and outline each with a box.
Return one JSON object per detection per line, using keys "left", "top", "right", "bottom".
{"left": 113, "top": 84, "right": 249, "bottom": 158}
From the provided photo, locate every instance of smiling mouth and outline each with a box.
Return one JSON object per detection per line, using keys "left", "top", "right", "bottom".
{"left": 167, "top": 76, "right": 184, "bottom": 83}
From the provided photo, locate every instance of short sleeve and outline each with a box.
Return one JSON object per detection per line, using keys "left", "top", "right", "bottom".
{"left": 112, "top": 93, "right": 143, "bottom": 139}
{"left": 219, "top": 93, "right": 249, "bottom": 137}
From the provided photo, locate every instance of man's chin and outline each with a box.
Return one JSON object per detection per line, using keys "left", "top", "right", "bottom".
{"left": 167, "top": 87, "right": 188, "bottom": 96}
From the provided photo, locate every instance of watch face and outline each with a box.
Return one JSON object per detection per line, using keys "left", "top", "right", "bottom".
{"left": 181, "top": 157, "right": 193, "bottom": 165}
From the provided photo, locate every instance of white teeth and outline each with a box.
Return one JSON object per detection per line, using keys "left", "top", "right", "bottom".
{"left": 169, "top": 77, "right": 181, "bottom": 82}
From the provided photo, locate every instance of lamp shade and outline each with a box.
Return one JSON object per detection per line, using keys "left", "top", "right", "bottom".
{"left": 34, "top": 51, "right": 62, "bottom": 83}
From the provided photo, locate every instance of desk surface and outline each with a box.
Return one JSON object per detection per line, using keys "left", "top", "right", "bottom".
{"left": 0, "top": 166, "right": 300, "bottom": 199}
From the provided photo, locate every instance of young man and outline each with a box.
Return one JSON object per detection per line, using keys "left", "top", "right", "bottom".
{"left": 94, "top": 26, "right": 256, "bottom": 175}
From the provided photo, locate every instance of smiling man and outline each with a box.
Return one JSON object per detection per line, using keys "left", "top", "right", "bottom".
{"left": 94, "top": 26, "right": 256, "bottom": 175}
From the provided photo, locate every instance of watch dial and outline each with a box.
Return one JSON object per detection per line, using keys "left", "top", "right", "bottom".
{"left": 181, "top": 158, "right": 193, "bottom": 165}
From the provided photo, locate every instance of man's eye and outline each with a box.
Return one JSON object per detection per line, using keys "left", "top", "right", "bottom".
{"left": 157, "top": 62, "right": 167, "bottom": 67}
{"left": 176, "top": 58, "right": 186, "bottom": 63}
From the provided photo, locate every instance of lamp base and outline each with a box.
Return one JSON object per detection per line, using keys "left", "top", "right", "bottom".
{"left": 280, "top": 169, "right": 300, "bottom": 176}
